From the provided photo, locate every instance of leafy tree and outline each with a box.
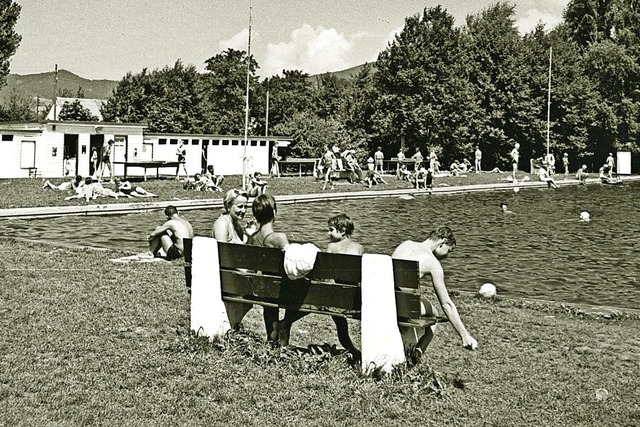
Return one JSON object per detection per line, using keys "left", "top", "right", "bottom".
{"left": 102, "top": 61, "right": 203, "bottom": 132}
{"left": 57, "top": 99, "right": 99, "bottom": 121}
{"left": 463, "top": 2, "right": 539, "bottom": 169}
{"left": 262, "top": 70, "right": 315, "bottom": 133}
{"left": 198, "top": 48, "right": 259, "bottom": 135}
{"left": 373, "top": 6, "right": 478, "bottom": 164}
{"left": 0, "top": 1, "right": 21, "bottom": 89}
{"left": 272, "top": 111, "right": 343, "bottom": 158}
{"left": 0, "top": 88, "right": 37, "bottom": 121}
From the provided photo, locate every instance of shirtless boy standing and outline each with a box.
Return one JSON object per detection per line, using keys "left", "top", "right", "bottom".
{"left": 392, "top": 226, "right": 477, "bottom": 358}
{"left": 147, "top": 205, "right": 194, "bottom": 260}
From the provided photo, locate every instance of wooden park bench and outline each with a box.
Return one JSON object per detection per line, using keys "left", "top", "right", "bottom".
{"left": 183, "top": 238, "right": 448, "bottom": 345}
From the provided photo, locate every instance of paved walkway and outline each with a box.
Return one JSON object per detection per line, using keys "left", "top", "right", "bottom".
{"left": 1, "top": 175, "right": 638, "bottom": 219}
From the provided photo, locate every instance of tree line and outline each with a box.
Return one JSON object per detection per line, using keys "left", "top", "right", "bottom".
{"left": 2, "top": 1, "right": 639, "bottom": 171}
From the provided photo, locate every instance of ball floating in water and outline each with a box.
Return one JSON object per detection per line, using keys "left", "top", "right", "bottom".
{"left": 580, "top": 211, "right": 590, "bottom": 221}
{"left": 513, "top": 187, "right": 520, "bottom": 193}
{"left": 479, "top": 283, "right": 497, "bottom": 298}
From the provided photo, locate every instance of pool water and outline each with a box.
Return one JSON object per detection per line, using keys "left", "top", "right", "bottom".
{"left": 2, "top": 182, "right": 639, "bottom": 309}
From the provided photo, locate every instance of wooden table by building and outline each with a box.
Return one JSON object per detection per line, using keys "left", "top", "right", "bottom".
{"left": 114, "top": 161, "right": 180, "bottom": 181}
{"left": 279, "top": 158, "right": 318, "bottom": 177}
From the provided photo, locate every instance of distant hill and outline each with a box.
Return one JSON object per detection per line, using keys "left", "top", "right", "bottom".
{"left": 308, "top": 63, "right": 377, "bottom": 84}
{"left": 0, "top": 64, "right": 375, "bottom": 104}
{"left": 0, "top": 69, "right": 119, "bottom": 103}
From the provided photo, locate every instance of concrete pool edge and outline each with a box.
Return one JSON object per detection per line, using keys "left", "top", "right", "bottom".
{"left": 1, "top": 175, "right": 639, "bottom": 219}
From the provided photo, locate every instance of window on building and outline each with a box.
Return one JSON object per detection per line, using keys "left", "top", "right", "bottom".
{"left": 211, "top": 140, "right": 219, "bottom": 146}
{"left": 232, "top": 140, "right": 239, "bottom": 146}
{"left": 260, "top": 141, "right": 267, "bottom": 146}
{"left": 159, "top": 138, "right": 167, "bottom": 145}
{"left": 170, "top": 139, "right": 179, "bottom": 145}
{"left": 191, "top": 139, "right": 200, "bottom": 145}
{"left": 250, "top": 140, "right": 257, "bottom": 146}
{"left": 2, "top": 134, "right": 14, "bottom": 141}
{"left": 222, "top": 140, "right": 229, "bottom": 146}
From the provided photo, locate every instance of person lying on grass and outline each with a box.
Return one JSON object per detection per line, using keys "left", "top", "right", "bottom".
{"left": 392, "top": 226, "right": 477, "bottom": 362}
{"left": 114, "top": 178, "right": 158, "bottom": 198}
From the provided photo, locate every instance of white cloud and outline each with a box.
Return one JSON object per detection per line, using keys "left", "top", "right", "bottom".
{"left": 515, "top": 9, "right": 564, "bottom": 35}
{"left": 262, "top": 24, "right": 353, "bottom": 77}
{"left": 219, "top": 29, "right": 250, "bottom": 52}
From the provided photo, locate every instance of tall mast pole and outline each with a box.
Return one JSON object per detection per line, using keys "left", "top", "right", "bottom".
{"left": 546, "top": 47, "right": 552, "bottom": 158}
{"left": 242, "top": 0, "right": 252, "bottom": 190}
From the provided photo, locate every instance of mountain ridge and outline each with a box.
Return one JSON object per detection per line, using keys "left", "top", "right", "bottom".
{"left": 1, "top": 64, "right": 374, "bottom": 103}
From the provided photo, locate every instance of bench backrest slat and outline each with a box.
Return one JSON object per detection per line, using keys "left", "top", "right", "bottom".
{"left": 184, "top": 238, "right": 422, "bottom": 320}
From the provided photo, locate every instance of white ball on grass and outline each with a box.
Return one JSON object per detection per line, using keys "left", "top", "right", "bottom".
{"left": 479, "top": 283, "right": 497, "bottom": 298}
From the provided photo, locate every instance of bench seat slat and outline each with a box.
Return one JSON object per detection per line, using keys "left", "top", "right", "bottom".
{"left": 220, "top": 271, "right": 423, "bottom": 318}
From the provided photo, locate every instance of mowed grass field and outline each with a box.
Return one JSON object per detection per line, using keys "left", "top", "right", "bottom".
{"left": 1, "top": 169, "right": 530, "bottom": 209}
{"left": 1, "top": 172, "right": 639, "bottom": 426}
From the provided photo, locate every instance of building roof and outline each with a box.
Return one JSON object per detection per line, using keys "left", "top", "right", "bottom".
{"left": 46, "top": 97, "right": 106, "bottom": 121}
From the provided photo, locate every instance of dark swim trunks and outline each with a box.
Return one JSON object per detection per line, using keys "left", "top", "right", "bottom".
{"left": 165, "top": 245, "right": 182, "bottom": 261}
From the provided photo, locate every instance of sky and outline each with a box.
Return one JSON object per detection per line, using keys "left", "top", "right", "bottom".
{"left": 11, "top": 0, "right": 570, "bottom": 81}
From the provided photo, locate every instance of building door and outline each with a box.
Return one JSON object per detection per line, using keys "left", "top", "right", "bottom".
{"left": 63, "top": 134, "right": 79, "bottom": 176}
{"left": 90, "top": 134, "right": 105, "bottom": 175}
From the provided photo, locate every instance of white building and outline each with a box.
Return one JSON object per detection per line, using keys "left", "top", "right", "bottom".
{"left": 0, "top": 120, "right": 291, "bottom": 179}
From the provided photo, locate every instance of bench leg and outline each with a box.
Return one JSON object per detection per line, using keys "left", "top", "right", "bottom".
{"left": 224, "top": 301, "right": 253, "bottom": 329}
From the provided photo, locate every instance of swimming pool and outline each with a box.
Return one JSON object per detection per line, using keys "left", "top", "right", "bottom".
{"left": 2, "top": 182, "right": 639, "bottom": 309}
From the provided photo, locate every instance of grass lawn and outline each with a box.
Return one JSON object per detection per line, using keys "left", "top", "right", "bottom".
{"left": 1, "top": 171, "right": 639, "bottom": 425}
{"left": 1, "top": 238, "right": 638, "bottom": 426}
{"left": 2, "top": 170, "right": 537, "bottom": 209}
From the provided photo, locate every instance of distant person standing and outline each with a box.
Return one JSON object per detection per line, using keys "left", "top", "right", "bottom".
{"left": 510, "top": 142, "right": 520, "bottom": 181}
{"left": 270, "top": 145, "right": 281, "bottom": 177}
{"left": 176, "top": 140, "right": 188, "bottom": 181}
{"left": 474, "top": 146, "right": 482, "bottom": 173}
{"left": 373, "top": 146, "right": 384, "bottom": 174}
{"left": 412, "top": 147, "right": 424, "bottom": 172}
{"left": 90, "top": 148, "right": 98, "bottom": 176}
{"left": 98, "top": 139, "right": 115, "bottom": 183}
{"left": 321, "top": 146, "right": 336, "bottom": 191}
{"left": 562, "top": 153, "right": 570, "bottom": 178}
{"left": 605, "top": 153, "right": 615, "bottom": 178}
{"left": 396, "top": 149, "right": 406, "bottom": 179}
{"left": 546, "top": 152, "right": 556, "bottom": 175}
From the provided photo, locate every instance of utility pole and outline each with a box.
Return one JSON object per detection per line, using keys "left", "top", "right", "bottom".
{"left": 53, "top": 64, "right": 58, "bottom": 120}
{"left": 265, "top": 89, "right": 269, "bottom": 137}
{"left": 242, "top": 1, "right": 252, "bottom": 190}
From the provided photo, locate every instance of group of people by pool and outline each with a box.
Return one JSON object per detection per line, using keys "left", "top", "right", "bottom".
{"left": 43, "top": 175, "right": 158, "bottom": 202}
{"left": 146, "top": 189, "right": 478, "bottom": 362}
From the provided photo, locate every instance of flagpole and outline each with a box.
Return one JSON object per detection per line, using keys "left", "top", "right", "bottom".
{"left": 242, "top": 1, "right": 252, "bottom": 190}
{"left": 546, "top": 46, "right": 552, "bottom": 159}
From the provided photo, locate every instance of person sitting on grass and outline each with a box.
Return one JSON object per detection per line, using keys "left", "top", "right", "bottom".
{"left": 43, "top": 175, "right": 84, "bottom": 192}
{"left": 65, "top": 177, "right": 96, "bottom": 202}
{"left": 248, "top": 172, "right": 268, "bottom": 197}
{"left": 147, "top": 205, "right": 194, "bottom": 261}
{"left": 183, "top": 173, "right": 208, "bottom": 191}
{"left": 411, "top": 166, "right": 428, "bottom": 189}
{"left": 450, "top": 160, "right": 464, "bottom": 176}
{"left": 392, "top": 227, "right": 477, "bottom": 362}
{"left": 204, "top": 165, "right": 224, "bottom": 189}
{"left": 538, "top": 163, "right": 558, "bottom": 189}
{"left": 599, "top": 164, "right": 621, "bottom": 185}
{"left": 114, "top": 178, "right": 158, "bottom": 198}
{"left": 363, "top": 169, "right": 387, "bottom": 188}
{"left": 397, "top": 163, "right": 412, "bottom": 181}
{"left": 576, "top": 165, "right": 589, "bottom": 185}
